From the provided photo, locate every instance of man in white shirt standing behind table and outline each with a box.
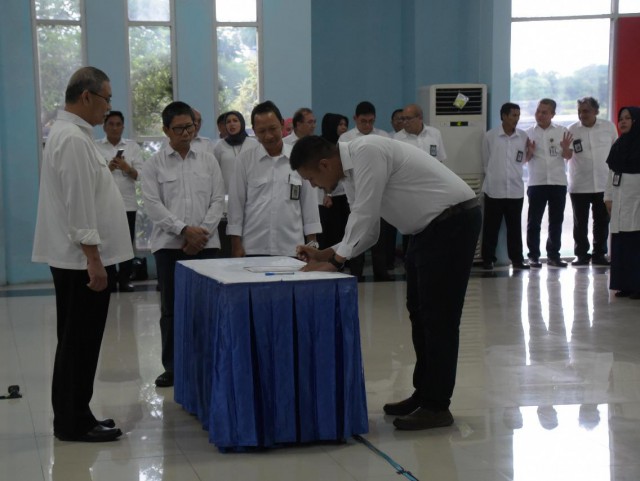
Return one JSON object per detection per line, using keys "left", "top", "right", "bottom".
{"left": 283, "top": 107, "right": 316, "bottom": 145}
{"left": 291, "top": 135, "right": 481, "bottom": 431}
{"left": 567, "top": 97, "right": 618, "bottom": 266}
{"left": 394, "top": 103, "right": 447, "bottom": 162}
{"left": 525, "top": 98, "right": 574, "bottom": 268}
{"left": 95, "top": 110, "right": 144, "bottom": 292}
{"left": 142, "top": 101, "right": 225, "bottom": 388}
{"left": 481, "top": 102, "right": 533, "bottom": 270}
{"left": 32, "top": 66, "right": 131, "bottom": 442}
{"left": 227, "top": 100, "right": 321, "bottom": 257}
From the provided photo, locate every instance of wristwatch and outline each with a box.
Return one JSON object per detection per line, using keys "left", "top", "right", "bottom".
{"left": 327, "top": 253, "right": 345, "bottom": 272}
{"left": 306, "top": 240, "right": 320, "bottom": 249}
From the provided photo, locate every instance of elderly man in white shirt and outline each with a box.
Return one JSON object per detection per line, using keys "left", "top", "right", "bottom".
{"left": 283, "top": 107, "right": 316, "bottom": 145}
{"left": 567, "top": 97, "right": 618, "bottom": 266}
{"left": 481, "top": 102, "right": 533, "bottom": 270}
{"left": 32, "top": 67, "right": 131, "bottom": 443}
{"left": 525, "top": 98, "right": 574, "bottom": 268}
{"left": 95, "top": 110, "right": 144, "bottom": 292}
{"left": 227, "top": 100, "right": 321, "bottom": 257}
{"left": 394, "top": 103, "right": 447, "bottom": 162}
{"left": 142, "top": 101, "right": 225, "bottom": 388}
{"left": 292, "top": 135, "right": 481, "bottom": 431}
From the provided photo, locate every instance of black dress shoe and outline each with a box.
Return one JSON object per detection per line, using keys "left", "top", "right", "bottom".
{"left": 572, "top": 257, "right": 590, "bottom": 266}
{"left": 591, "top": 256, "right": 611, "bottom": 266}
{"left": 615, "top": 290, "right": 632, "bottom": 298}
{"left": 155, "top": 371, "right": 174, "bottom": 387}
{"left": 512, "top": 261, "right": 530, "bottom": 270}
{"left": 118, "top": 283, "right": 135, "bottom": 292}
{"left": 528, "top": 258, "right": 542, "bottom": 268}
{"left": 482, "top": 261, "right": 494, "bottom": 270}
{"left": 393, "top": 408, "right": 454, "bottom": 430}
{"left": 98, "top": 418, "right": 115, "bottom": 428}
{"left": 55, "top": 425, "right": 122, "bottom": 442}
{"left": 547, "top": 258, "right": 568, "bottom": 267}
{"left": 383, "top": 396, "right": 421, "bottom": 416}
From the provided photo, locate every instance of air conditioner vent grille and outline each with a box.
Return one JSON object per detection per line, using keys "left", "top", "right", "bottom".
{"left": 435, "top": 88, "right": 484, "bottom": 116}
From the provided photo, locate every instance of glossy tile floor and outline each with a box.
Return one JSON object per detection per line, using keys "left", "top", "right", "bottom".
{"left": 1, "top": 263, "right": 640, "bottom": 481}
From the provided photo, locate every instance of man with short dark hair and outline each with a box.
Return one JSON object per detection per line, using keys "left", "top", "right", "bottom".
{"left": 283, "top": 107, "right": 316, "bottom": 145}
{"left": 95, "top": 110, "right": 144, "bottom": 292}
{"left": 291, "top": 135, "right": 481, "bottom": 431}
{"left": 390, "top": 108, "right": 404, "bottom": 134}
{"left": 142, "top": 101, "right": 225, "bottom": 388}
{"left": 567, "top": 97, "right": 618, "bottom": 266}
{"left": 33, "top": 66, "right": 131, "bottom": 442}
{"left": 339, "top": 101, "right": 389, "bottom": 141}
{"left": 525, "top": 98, "right": 573, "bottom": 268}
{"left": 226, "top": 100, "right": 321, "bottom": 257}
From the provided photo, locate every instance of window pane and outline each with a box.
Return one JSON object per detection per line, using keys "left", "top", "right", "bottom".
{"left": 216, "top": 0, "right": 256, "bottom": 22}
{"left": 217, "top": 27, "right": 258, "bottom": 121}
{"left": 619, "top": 0, "right": 640, "bottom": 13}
{"left": 512, "top": 0, "right": 610, "bottom": 18}
{"left": 129, "top": 26, "right": 173, "bottom": 136}
{"left": 36, "top": 25, "right": 83, "bottom": 137}
{"left": 128, "top": 0, "right": 170, "bottom": 22}
{"left": 510, "top": 19, "right": 610, "bottom": 129}
{"left": 34, "top": 0, "right": 81, "bottom": 21}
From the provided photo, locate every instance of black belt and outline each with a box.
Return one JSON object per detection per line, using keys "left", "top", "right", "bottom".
{"left": 431, "top": 197, "right": 479, "bottom": 225}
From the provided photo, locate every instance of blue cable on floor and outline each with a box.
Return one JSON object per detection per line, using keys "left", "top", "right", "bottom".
{"left": 353, "top": 434, "right": 420, "bottom": 481}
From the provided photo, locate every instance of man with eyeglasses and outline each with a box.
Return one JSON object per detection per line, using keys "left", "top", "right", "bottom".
{"left": 394, "top": 104, "right": 447, "bottom": 163}
{"left": 283, "top": 107, "right": 316, "bottom": 145}
{"left": 33, "top": 66, "right": 131, "bottom": 442}
{"left": 338, "top": 101, "right": 389, "bottom": 142}
{"left": 141, "top": 101, "right": 225, "bottom": 388}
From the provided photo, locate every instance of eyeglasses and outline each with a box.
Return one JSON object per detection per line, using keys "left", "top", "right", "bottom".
{"left": 170, "top": 123, "right": 196, "bottom": 135}
{"left": 89, "top": 91, "right": 112, "bottom": 104}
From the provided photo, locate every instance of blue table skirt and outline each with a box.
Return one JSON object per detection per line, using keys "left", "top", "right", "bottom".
{"left": 174, "top": 262, "right": 369, "bottom": 451}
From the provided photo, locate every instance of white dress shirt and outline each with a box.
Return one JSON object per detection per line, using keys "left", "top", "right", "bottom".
{"left": 226, "top": 142, "right": 322, "bottom": 256}
{"left": 189, "top": 135, "right": 217, "bottom": 157}
{"left": 141, "top": 145, "right": 225, "bottom": 253}
{"left": 338, "top": 127, "right": 389, "bottom": 142}
{"left": 32, "top": 110, "right": 133, "bottom": 269}
{"left": 213, "top": 137, "right": 259, "bottom": 194}
{"left": 605, "top": 171, "right": 640, "bottom": 233}
{"left": 393, "top": 124, "right": 447, "bottom": 162}
{"left": 482, "top": 126, "right": 528, "bottom": 199}
{"left": 282, "top": 132, "right": 300, "bottom": 145}
{"left": 95, "top": 137, "right": 144, "bottom": 211}
{"left": 334, "top": 137, "right": 476, "bottom": 259}
{"left": 567, "top": 119, "right": 618, "bottom": 193}
{"left": 526, "top": 123, "right": 570, "bottom": 186}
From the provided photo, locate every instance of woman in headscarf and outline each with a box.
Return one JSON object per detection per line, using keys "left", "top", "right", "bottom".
{"left": 605, "top": 106, "right": 640, "bottom": 298}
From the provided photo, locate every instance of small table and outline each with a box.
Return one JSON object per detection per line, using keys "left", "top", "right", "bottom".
{"left": 173, "top": 257, "right": 368, "bottom": 451}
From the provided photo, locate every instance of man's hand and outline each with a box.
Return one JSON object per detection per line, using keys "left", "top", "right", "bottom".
{"left": 605, "top": 200, "right": 612, "bottom": 216}
{"left": 230, "top": 236, "right": 246, "bottom": 258}
{"left": 182, "top": 226, "right": 210, "bottom": 252}
{"left": 296, "top": 245, "right": 334, "bottom": 264}
{"left": 82, "top": 244, "right": 108, "bottom": 291}
{"left": 526, "top": 138, "right": 535, "bottom": 161}
{"left": 323, "top": 195, "right": 333, "bottom": 208}
{"left": 300, "top": 261, "right": 338, "bottom": 272}
{"left": 560, "top": 131, "right": 574, "bottom": 159}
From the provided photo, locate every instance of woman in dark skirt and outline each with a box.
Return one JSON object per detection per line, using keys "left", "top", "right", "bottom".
{"left": 605, "top": 106, "right": 640, "bottom": 298}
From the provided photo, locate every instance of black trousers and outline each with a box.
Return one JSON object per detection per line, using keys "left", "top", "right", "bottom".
{"left": 405, "top": 206, "right": 481, "bottom": 411}
{"left": 154, "top": 248, "right": 218, "bottom": 372}
{"left": 527, "top": 185, "right": 567, "bottom": 260}
{"left": 569, "top": 192, "right": 609, "bottom": 258}
{"left": 481, "top": 194, "right": 525, "bottom": 263}
{"left": 110, "top": 210, "right": 136, "bottom": 286}
{"left": 318, "top": 195, "right": 350, "bottom": 249}
{"left": 50, "top": 265, "right": 115, "bottom": 437}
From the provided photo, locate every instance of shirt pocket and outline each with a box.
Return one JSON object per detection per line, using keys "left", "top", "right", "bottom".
{"left": 157, "top": 170, "right": 179, "bottom": 200}
{"left": 193, "top": 171, "right": 212, "bottom": 197}
{"left": 247, "top": 176, "right": 270, "bottom": 203}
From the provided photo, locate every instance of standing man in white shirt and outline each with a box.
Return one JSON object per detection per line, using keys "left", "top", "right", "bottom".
{"left": 95, "top": 110, "right": 143, "bottom": 292}
{"left": 292, "top": 135, "right": 481, "bottom": 430}
{"left": 32, "top": 66, "right": 131, "bottom": 442}
{"left": 338, "top": 101, "right": 390, "bottom": 142}
{"left": 390, "top": 108, "right": 404, "bottom": 135}
{"left": 227, "top": 101, "right": 321, "bottom": 257}
{"left": 394, "top": 103, "right": 447, "bottom": 162}
{"left": 190, "top": 108, "right": 217, "bottom": 156}
{"left": 525, "top": 98, "right": 573, "bottom": 268}
{"left": 142, "top": 101, "right": 225, "bottom": 388}
{"left": 567, "top": 97, "right": 618, "bottom": 266}
{"left": 481, "top": 102, "right": 533, "bottom": 270}
{"left": 283, "top": 107, "right": 316, "bottom": 145}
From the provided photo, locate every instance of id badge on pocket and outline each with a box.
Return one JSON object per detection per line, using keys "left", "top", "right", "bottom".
{"left": 516, "top": 150, "right": 524, "bottom": 163}
{"left": 613, "top": 172, "right": 622, "bottom": 187}
{"left": 290, "top": 184, "right": 300, "bottom": 200}
{"left": 430, "top": 145, "right": 437, "bottom": 157}
{"left": 573, "top": 139, "right": 583, "bottom": 153}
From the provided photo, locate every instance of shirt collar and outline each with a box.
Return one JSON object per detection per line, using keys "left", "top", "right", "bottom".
{"left": 57, "top": 110, "right": 94, "bottom": 136}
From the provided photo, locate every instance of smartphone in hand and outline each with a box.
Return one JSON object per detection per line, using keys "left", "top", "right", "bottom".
{"left": 116, "top": 148, "right": 125, "bottom": 158}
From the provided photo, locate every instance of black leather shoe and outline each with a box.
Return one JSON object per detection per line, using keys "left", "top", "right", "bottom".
{"left": 155, "top": 371, "right": 174, "bottom": 387}
{"left": 383, "top": 396, "right": 421, "bottom": 416}
{"left": 482, "top": 261, "right": 494, "bottom": 270}
{"left": 547, "top": 258, "right": 568, "bottom": 268}
{"left": 528, "top": 258, "right": 542, "bottom": 268}
{"left": 118, "top": 283, "right": 135, "bottom": 292}
{"left": 512, "top": 261, "right": 530, "bottom": 270}
{"left": 98, "top": 418, "right": 115, "bottom": 428}
{"left": 572, "top": 257, "right": 590, "bottom": 266}
{"left": 591, "top": 256, "right": 610, "bottom": 266}
{"left": 393, "top": 408, "right": 454, "bottom": 430}
{"left": 55, "top": 425, "right": 122, "bottom": 442}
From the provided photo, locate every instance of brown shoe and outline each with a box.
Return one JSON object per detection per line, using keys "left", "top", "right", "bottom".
{"left": 383, "top": 396, "right": 420, "bottom": 416}
{"left": 393, "top": 408, "right": 454, "bottom": 430}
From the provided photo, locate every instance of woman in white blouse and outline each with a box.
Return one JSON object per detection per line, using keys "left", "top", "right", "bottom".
{"left": 213, "top": 111, "right": 258, "bottom": 194}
